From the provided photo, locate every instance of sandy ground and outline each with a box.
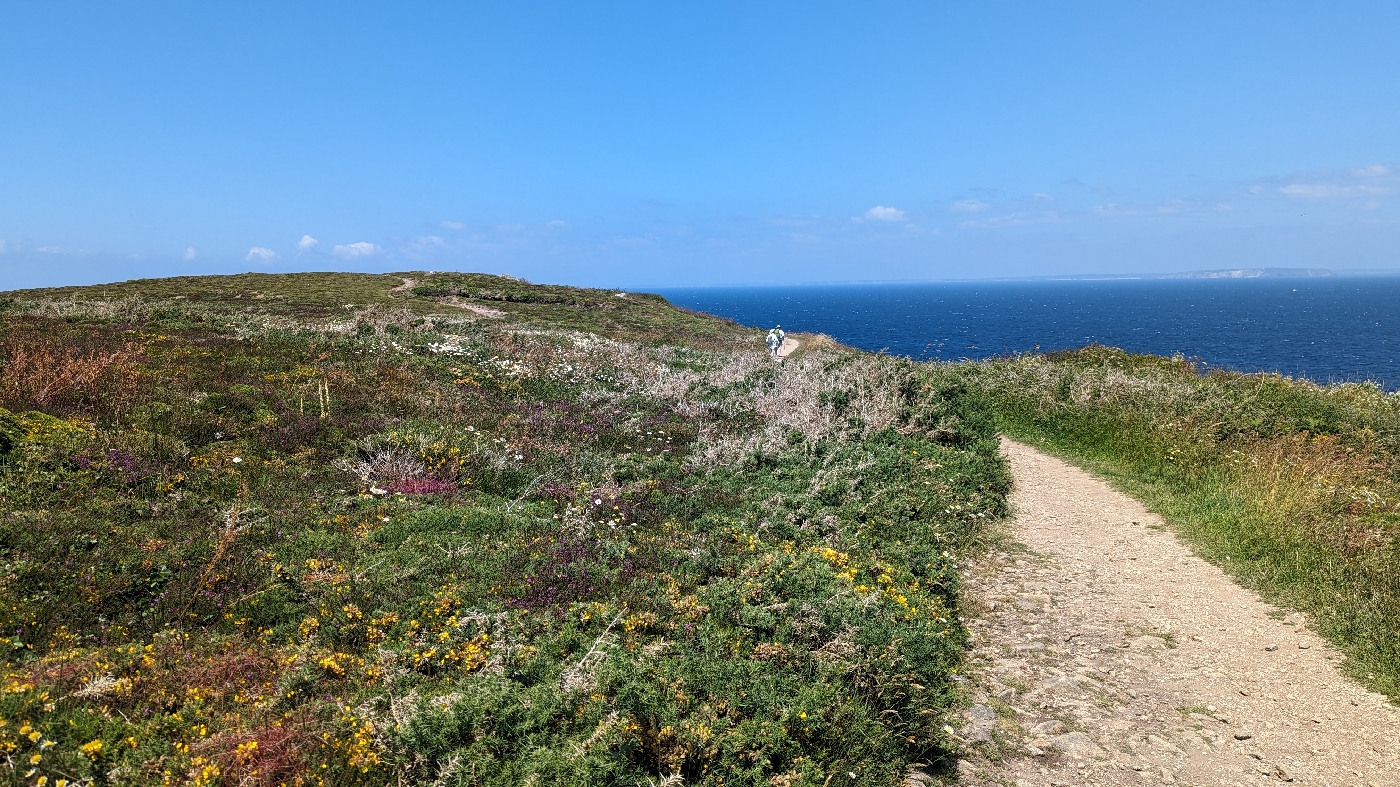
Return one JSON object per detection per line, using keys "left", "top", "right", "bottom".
{"left": 776, "top": 337, "right": 799, "bottom": 358}
{"left": 951, "top": 439, "right": 1400, "bottom": 787}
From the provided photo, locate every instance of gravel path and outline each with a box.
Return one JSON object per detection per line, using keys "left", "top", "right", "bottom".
{"left": 953, "top": 439, "right": 1400, "bottom": 787}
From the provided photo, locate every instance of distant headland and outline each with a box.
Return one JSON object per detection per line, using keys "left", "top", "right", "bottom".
{"left": 1034, "top": 267, "right": 1334, "bottom": 281}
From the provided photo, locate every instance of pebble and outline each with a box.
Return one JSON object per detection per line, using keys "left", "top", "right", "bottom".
{"left": 1233, "top": 730, "right": 1254, "bottom": 740}
{"left": 1264, "top": 644, "right": 1280, "bottom": 652}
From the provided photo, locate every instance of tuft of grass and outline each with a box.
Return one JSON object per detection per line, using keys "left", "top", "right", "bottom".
{"left": 951, "top": 346, "right": 1400, "bottom": 702}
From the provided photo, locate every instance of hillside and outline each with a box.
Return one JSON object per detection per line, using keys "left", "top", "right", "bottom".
{"left": 0, "top": 273, "right": 1008, "bottom": 786}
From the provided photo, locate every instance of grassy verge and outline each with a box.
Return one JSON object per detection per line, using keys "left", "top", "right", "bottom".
{"left": 951, "top": 347, "right": 1400, "bottom": 702}
{"left": 0, "top": 273, "right": 1008, "bottom": 786}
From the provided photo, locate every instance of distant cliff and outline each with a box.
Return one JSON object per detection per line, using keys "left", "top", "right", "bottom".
{"left": 1032, "top": 267, "right": 1335, "bottom": 281}
{"left": 1159, "top": 267, "right": 1333, "bottom": 279}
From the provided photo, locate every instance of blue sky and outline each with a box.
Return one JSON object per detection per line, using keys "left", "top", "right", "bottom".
{"left": 2, "top": 1, "right": 1397, "bottom": 289}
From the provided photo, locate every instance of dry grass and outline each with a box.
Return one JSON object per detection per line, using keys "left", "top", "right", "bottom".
{"left": 0, "top": 339, "right": 139, "bottom": 413}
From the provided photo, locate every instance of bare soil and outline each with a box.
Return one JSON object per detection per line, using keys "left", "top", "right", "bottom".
{"left": 953, "top": 439, "right": 1400, "bottom": 787}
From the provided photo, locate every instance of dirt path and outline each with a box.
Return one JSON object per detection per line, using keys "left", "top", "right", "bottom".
{"left": 777, "top": 337, "right": 799, "bottom": 358}
{"left": 953, "top": 439, "right": 1400, "bottom": 787}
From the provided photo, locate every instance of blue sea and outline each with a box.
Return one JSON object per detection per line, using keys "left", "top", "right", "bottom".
{"left": 658, "top": 277, "right": 1400, "bottom": 390}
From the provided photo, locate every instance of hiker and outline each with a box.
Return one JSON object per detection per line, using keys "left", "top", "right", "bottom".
{"left": 766, "top": 325, "right": 785, "bottom": 358}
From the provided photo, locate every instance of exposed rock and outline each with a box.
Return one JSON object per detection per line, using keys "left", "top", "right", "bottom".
{"left": 1039, "top": 676, "right": 1085, "bottom": 695}
{"left": 967, "top": 704, "right": 997, "bottom": 722}
{"left": 1052, "top": 731, "right": 1102, "bottom": 755}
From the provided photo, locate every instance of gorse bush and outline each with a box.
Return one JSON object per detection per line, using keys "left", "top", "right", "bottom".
{"left": 0, "top": 273, "right": 1007, "bottom": 786}
{"left": 953, "top": 346, "right": 1400, "bottom": 700}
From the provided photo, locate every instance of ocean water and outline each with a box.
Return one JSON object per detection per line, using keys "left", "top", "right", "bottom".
{"left": 658, "top": 277, "right": 1400, "bottom": 390}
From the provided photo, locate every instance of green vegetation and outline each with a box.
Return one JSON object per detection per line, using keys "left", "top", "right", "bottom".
{"left": 0, "top": 273, "right": 1008, "bottom": 786}
{"left": 954, "top": 347, "right": 1400, "bottom": 701}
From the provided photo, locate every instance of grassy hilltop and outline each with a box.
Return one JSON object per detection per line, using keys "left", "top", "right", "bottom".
{"left": 0, "top": 273, "right": 1008, "bottom": 786}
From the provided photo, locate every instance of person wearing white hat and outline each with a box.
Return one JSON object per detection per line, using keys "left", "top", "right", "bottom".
{"left": 766, "top": 325, "right": 785, "bottom": 358}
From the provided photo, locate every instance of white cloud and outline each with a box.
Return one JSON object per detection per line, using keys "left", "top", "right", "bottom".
{"left": 951, "top": 200, "right": 990, "bottom": 213}
{"left": 246, "top": 247, "right": 277, "bottom": 262}
{"left": 296, "top": 234, "right": 318, "bottom": 252}
{"left": 183, "top": 247, "right": 197, "bottom": 260}
{"left": 1279, "top": 183, "right": 1391, "bottom": 199}
{"left": 546, "top": 219, "right": 570, "bottom": 228}
{"left": 1032, "top": 192, "right": 1053, "bottom": 201}
{"left": 332, "top": 241, "right": 383, "bottom": 258}
{"left": 440, "top": 221, "right": 466, "bottom": 230}
{"left": 863, "top": 205, "right": 906, "bottom": 222}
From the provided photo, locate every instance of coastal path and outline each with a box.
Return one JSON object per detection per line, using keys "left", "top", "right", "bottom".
{"left": 951, "top": 439, "right": 1400, "bottom": 787}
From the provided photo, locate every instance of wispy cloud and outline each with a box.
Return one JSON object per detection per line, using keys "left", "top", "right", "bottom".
{"left": 951, "top": 199, "right": 990, "bottom": 213}
{"left": 440, "top": 221, "right": 466, "bottom": 230}
{"left": 863, "top": 205, "right": 906, "bottom": 222}
{"left": 1263, "top": 162, "right": 1396, "bottom": 201}
{"left": 1278, "top": 183, "right": 1391, "bottom": 199}
{"left": 1352, "top": 164, "right": 1391, "bottom": 178}
{"left": 958, "top": 211, "right": 1063, "bottom": 229}
{"left": 1093, "top": 199, "right": 1189, "bottom": 217}
{"left": 183, "top": 247, "right": 197, "bottom": 261}
{"left": 0, "top": 239, "right": 8, "bottom": 254}
{"left": 246, "top": 247, "right": 277, "bottom": 262}
{"left": 332, "top": 241, "right": 383, "bottom": 258}
{"left": 403, "top": 235, "right": 447, "bottom": 256}
{"left": 296, "top": 234, "right": 318, "bottom": 252}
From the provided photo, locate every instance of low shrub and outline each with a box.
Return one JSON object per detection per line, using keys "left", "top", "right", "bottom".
{"left": 0, "top": 273, "right": 1008, "bottom": 786}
